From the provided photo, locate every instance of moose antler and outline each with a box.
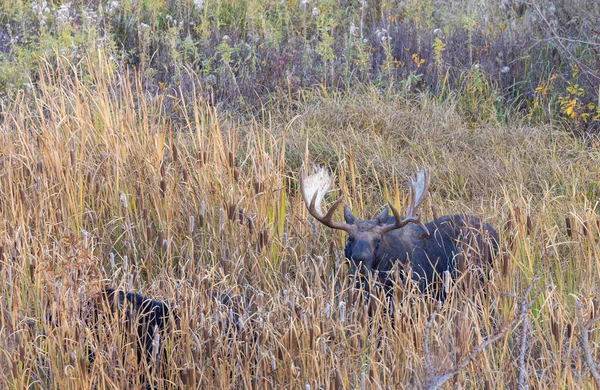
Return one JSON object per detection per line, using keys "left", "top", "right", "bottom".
{"left": 300, "top": 165, "right": 353, "bottom": 232}
{"left": 381, "top": 167, "right": 431, "bottom": 236}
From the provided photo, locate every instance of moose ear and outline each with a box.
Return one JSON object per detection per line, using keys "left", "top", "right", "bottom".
{"left": 343, "top": 205, "right": 356, "bottom": 224}
{"left": 374, "top": 206, "right": 390, "bottom": 225}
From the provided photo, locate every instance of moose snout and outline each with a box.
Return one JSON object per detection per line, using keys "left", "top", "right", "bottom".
{"left": 347, "top": 242, "right": 375, "bottom": 275}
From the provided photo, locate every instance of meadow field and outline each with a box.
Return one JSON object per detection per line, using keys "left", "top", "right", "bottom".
{"left": 1, "top": 0, "right": 600, "bottom": 389}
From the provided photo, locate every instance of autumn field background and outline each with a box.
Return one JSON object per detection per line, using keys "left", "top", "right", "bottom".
{"left": 1, "top": 0, "right": 600, "bottom": 388}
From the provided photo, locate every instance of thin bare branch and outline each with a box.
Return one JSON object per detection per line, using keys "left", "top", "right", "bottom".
{"left": 424, "top": 308, "right": 438, "bottom": 379}
{"left": 529, "top": 0, "right": 600, "bottom": 82}
{"left": 575, "top": 299, "right": 600, "bottom": 389}
{"left": 518, "top": 311, "right": 530, "bottom": 390}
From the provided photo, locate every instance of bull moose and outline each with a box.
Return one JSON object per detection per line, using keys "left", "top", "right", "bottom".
{"left": 300, "top": 166, "right": 499, "bottom": 294}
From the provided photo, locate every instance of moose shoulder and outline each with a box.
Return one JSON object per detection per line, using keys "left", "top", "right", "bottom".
{"left": 301, "top": 166, "right": 499, "bottom": 293}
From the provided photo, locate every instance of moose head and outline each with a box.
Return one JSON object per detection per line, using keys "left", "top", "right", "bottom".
{"left": 300, "top": 165, "right": 499, "bottom": 292}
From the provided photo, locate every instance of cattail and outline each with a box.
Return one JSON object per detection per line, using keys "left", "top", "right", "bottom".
{"left": 181, "top": 167, "right": 188, "bottom": 183}
{"left": 565, "top": 216, "right": 572, "bottom": 238}
{"left": 246, "top": 217, "right": 253, "bottom": 235}
{"left": 160, "top": 179, "right": 166, "bottom": 196}
{"left": 583, "top": 221, "right": 589, "bottom": 238}
{"left": 199, "top": 200, "right": 205, "bottom": 228}
{"left": 219, "top": 208, "right": 224, "bottom": 235}
{"left": 238, "top": 207, "right": 245, "bottom": 224}
{"left": 526, "top": 215, "right": 533, "bottom": 235}
{"left": 189, "top": 215, "right": 195, "bottom": 234}
{"left": 151, "top": 325, "right": 160, "bottom": 362}
{"left": 324, "top": 303, "right": 331, "bottom": 319}
{"left": 227, "top": 202, "right": 236, "bottom": 221}
{"left": 233, "top": 168, "right": 239, "bottom": 183}
{"left": 338, "top": 301, "right": 346, "bottom": 324}
{"left": 119, "top": 191, "right": 128, "bottom": 209}
{"left": 502, "top": 252, "right": 510, "bottom": 277}
{"left": 253, "top": 181, "right": 264, "bottom": 195}
{"left": 172, "top": 143, "right": 178, "bottom": 162}
{"left": 260, "top": 228, "right": 269, "bottom": 249}
{"left": 443, "top": 270, "right": 451, "bottom": 294}
{"left": 551, "top": 318, "right": 560, "bottom": 345}
{"left": 20, "top": 164, "right": 29, "bottom": 182}
{"left": 228, "top": 151, "right": 234, "bottom": 168}
{"left": 162, "top": 238, "right": 168, "bottom": 252}
{"left": 29, "top": 261, "right": 35, "bottom": 283}
{"left": 456, "top": 252, "right": 465, "bottom": 274}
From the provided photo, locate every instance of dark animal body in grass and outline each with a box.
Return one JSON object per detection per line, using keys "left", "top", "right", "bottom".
{"left": 87, "top": 288, "right": 176, "bottom": 368}
{"left": 301, "top": 166, "right": 499, "bottom": 296}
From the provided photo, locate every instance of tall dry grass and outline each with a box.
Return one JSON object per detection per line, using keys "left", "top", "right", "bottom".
{"left": 1, "top": 53, "right": 600, "bottom": 389}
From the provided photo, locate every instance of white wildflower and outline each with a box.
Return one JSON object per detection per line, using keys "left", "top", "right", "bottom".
{"left": 312, "top": 7, "right": 319, "bottom": 16}
{"left": 106, "top": 1, "right": 120, "bottom": 14}
{"left": 433, "top": 28, "right": 442, "bottom": 35}
{"left": 349, "top": 22, "right": 357, "bottom": 37}
{"left": 500, "top": 65, "right": 510, "bottom": 74}
{"left": 222, "top": 34, "right": 229, "bottom": 40}
{"left": 57, "top": 2, "right": 71, "bottom": 25}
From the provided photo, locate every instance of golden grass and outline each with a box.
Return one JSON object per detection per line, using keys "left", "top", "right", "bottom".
{"left": 1, "top": 53, "right": 600, "bottom": 389}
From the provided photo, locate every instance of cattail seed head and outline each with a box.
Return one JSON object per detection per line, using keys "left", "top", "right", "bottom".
{"left": 189, "top": 215, "right": 195, "bottom": 234}
{"left": 160, "top": 179, "right": 166, "bottom": 196}
{"left": 172, "top": 143, "right": 178, "bottom": 162}
{"left": 120, "top": 192, "right": 128, "bottom": 209}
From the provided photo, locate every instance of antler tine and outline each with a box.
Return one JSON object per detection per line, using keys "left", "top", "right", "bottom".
{"left": 308, "top": 192, "right": 350, "bottom": 231}
{"left": 301, "top": 165, "right": 352, "bottom": 232}
{"left": 380, "top": 167, "right": 431, "bottom": 236}
{"left": 410, "top": 167, "right": 430, "bottom": 215}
